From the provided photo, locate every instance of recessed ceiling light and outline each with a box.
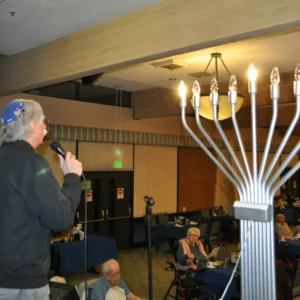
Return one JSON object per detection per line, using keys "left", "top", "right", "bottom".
{"left": 169, "top": 78, "right": 177, "bottom": 81}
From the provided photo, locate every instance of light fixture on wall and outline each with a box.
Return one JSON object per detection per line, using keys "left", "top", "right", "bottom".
{"left": 191, "top": 52, "right": 244, "bottom": 120}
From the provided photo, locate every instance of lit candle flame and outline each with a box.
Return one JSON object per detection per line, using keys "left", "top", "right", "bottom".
{"left": 270, "top": 67, "right": 280, "bottom": 85}
{"left": 178, "top": 81, "right": 187, "bottom": 98}
{"left": 210, "top": 77, "right": 219, "bottom": 93}
{"left": 229, "top": 75, "right": 238, "bottom": 91}
{"left": 248, "top": 63, "right": 258, "bottom": 82}
{"left": 192, "top": 80, "right": 200, "bottom": 97}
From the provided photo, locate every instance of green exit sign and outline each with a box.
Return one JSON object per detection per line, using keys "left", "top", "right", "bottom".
{"left": 114, "top": 160, "right": 123, "bottom": 169}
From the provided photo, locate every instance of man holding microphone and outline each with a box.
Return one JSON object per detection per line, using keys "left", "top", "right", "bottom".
{"left": 0, "top": 99, "right": 83, "bottom": 300}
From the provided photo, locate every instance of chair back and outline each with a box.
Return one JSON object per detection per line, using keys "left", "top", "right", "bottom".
{"left": 210, "top": 220, "right": 220, "bottom": 236}
{"left": 214, "top": 206, "right": 225, "bottom": 216}
{"left": 78, "top": 279, "right": 98, "bottom": 300}
{"left": 198, "top": 223, "right": 208, "bottom": 238}
{"left": 157, "top": 213, "right": 169, "bottom": 224}
{"left": 200, "top": 209, "right": 211, "bottom": 221}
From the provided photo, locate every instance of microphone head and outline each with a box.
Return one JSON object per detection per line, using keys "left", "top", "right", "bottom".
{"left": 50, "top": 140, "right": 61, "bottom": 152}
{"left": 50, "top": 140, "right": 66, "bottom": 158}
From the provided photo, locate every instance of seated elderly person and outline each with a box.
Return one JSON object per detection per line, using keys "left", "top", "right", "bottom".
{"left": 293, "top": 197, "right": 300, "bottom": 208}
{"left": 91, "top": 259, "right": 143, "bottom": 300}
{"left": 177, "top": 227, "right": 209, "bottom": 269}
{"left": 275, "top": 214, "right": 300, "bottom": 239}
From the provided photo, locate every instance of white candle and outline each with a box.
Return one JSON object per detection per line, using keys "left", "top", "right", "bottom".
{"left": 178, "top": 81, "right": 187, "bottom": 107}
{"left": 192, "top": 80, "right": 201, "bottom": 108}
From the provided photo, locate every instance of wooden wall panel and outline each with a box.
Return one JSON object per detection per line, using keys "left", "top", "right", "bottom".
{"left": 134, "top": 145, "right": 177, "bottom": 217}
{"left": 178, "top": 148, "right": 217, "bottom": 211}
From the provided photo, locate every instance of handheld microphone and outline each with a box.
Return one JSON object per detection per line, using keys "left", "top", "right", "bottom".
{"left": 50, "top": 140, "right": 66, "bottom": 158}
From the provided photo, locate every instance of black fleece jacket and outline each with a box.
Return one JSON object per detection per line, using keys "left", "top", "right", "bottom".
{"left": 0, "top": 140, "right": 82, "bottom": 289}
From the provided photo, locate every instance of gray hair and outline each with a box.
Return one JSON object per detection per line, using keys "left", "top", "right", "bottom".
{"left": 187, "top": 227, "right": 201, "bottom": 236}
{"left": 101, "top": 259, "right": 119, "bottom": 274}
{"left": 0, "top": 99, "right": 44, "bottom": 143}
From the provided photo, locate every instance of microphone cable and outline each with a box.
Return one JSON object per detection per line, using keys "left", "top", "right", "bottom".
{"left": 50, "top": 140, "right": 89, "bottom": 299}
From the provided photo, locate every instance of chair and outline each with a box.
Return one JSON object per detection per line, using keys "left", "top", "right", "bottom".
{"left": 200, "top": 209, "right": 212, "bottom": 221}
{"left": 198, "top": 223, "right": 209, "bottom": 253}
{"left": 78, "top": 279, "right": 98, "bottom": 300}
{"left": 207, "top": 220, "right": 221, "bottom": 252}
{"left": 214, "top": 206, "right": 225, "bottom": 216}
{"left": 157, "top": 212, "right": 169, "bottom": 224}
{"left": 164, "top": 263, "right": 208, "bottom": 300}
{"left": 49, "top": 282, "right": 80, "bottom": 300}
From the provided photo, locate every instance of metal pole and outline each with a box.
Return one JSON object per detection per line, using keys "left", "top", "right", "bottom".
{"left": 145, "top": 196, "right": 155, "bottom": 300}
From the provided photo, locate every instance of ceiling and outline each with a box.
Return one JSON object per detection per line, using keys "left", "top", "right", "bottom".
{"left": 0, "top": 0, "right": 162, "bottom": 55}
{"left": 96, "top": 30, "right": 300, "bottom": 91}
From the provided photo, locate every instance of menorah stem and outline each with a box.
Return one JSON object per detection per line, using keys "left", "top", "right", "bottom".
{"left": 255, "top": 95, "right": 278, "bottom": 299}
{"left": 263, "top": 95, "right": 300, "bottom": 183}
{"left": 258, "top": 88, "right": 279, "bottom": 184}
{"left": 195, "top": 109, "right": 245, "bottom": 190}
{"left": 263, "top": 140, "right": 300, "bottom": 299}
{"left": 266, "top": 142, "right": 300, "bottom": 195}
{"left": 181, "top": 107, "right": 245, "bottom": 199}
{"left": 250, "top": 90, "right": 258, "bottom": 201}
{"left": 231, "top": 104, "right": 254, "bottom": 198}
{"left": 212, "top": 104, "right": 250, "bottom": 193}
{"left": 231, "top": 103, "right": 255, "bottom": 297}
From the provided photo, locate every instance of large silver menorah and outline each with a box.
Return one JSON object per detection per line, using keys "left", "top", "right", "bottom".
{"left": 179, "top": 63, "right": 300, "bottom": 300}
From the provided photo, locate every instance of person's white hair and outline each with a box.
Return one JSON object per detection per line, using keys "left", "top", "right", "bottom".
{"left": 0, "top": 99, "right": 44, "bottom": 143}
{"left": 187, "top": 227, "right": 201, "bottom": 236}
{"left": 102, "top": 259, "right": 119, "bottom": 274}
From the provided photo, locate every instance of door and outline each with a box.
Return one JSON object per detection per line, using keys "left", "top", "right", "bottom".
{"left": 77, "top": 171, "right": 133, "bottom": 249}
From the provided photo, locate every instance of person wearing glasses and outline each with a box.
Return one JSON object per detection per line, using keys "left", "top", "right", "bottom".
{"left": 177, "top": 227, "right": 209, "bottom": 269}
{"left": 0, "top": 99, "right": 83, "bottom": 300}
{"left": 91, "top": 259, "right": 144, "bottom": 300}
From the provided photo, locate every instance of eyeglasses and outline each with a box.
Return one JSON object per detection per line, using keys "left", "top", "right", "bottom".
{"left": 189, "top": 234, "right": 199, "bottom": 237}
{"left": 106, "top": 271, "right": 120, "bottom": 278}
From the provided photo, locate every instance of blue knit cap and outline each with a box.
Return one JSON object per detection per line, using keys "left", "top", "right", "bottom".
{"left": 1, "top": 100, "right": 24, "bottom": 125}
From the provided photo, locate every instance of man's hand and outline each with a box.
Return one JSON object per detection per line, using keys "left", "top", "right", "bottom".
{"left": 187, "top": 252, "right": 195, "bottom": 260}
{"left": 59, "top": 152, "right": 83, "bottom": 176}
